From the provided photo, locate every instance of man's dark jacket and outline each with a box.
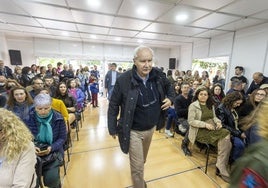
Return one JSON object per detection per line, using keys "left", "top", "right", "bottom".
{"left": 108, "top": 66, "right": 174, "bottom": 154}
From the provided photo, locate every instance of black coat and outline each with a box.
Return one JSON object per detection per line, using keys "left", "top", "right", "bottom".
{"left": 108, "top": 66, "right": 174, "bottom": 153}
{"left": 216, "top": 103, "right": 242, "bottom": 138}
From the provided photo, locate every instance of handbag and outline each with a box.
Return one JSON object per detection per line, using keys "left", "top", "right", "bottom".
{"left": 35, "top": 142, "right": 63, "bottom": 166}
{"left": 205, "top": 119, "right": 217, "bottom": 128}
{"left": 40, "top": 152, "right": 58, "bottom": 166}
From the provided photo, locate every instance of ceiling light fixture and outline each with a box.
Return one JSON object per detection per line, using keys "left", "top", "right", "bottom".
{"left": 87, "top": 0, "right": 101, "bottom": 8}
{"left": 90, "top": 35, "right": 97, "bottom": 39}
{"left": 115, "top": 37, "right": 121, "bottom": 41}
{"left": 136, "top": 7, "right": 147, "bottom": 15}
{"left": 137, "top": 39, "right": 143, "bottom": 43}
{"left": 62, "top": 31, "right": 69, "bottom": 36}
{"left": 175, "top": 14, "right": 188, "bottom": 22}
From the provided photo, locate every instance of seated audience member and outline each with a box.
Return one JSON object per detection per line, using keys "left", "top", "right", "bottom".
{"left": 46, "top": 63, "right": 53, "bottom": 76}
{"left": 38, "top": 88, "right": 69, "bottom": 125}
{"left": 56, "top": 82, "right": 77, "bottom": 125}
{"left": 188, "top": 86, "right": 231, "bottom": 182}
{"left": 230, "top": 66, "right": 248, "bottom": 91}
{"left": 165, "top": 82, "right": 181, "bottom": 137}
{"left": 229, "top": 98, "right": 268, "bottom": 187}
{"left": 211, "top": 83, "right": 225, "bottom": 109}
{"left": 246, "top": 72, "right": 268, "bottom": 95}
{"left": 260, "top": 83, "right": 268, "bottom": 95}
{"left": 216, "top": 92, "right": 245, "bottom": 163}
{"left": 13, "top": 65, "right": 23, "bottom": 86}
{"left": 226, "top": 78, "right": 244, "bottom": 95}
{"left": 60, "top": 64, "right": 74, "bottom": 82}
{"left": 0, "top": 108, "right": 36, "bottom": 188}
{"left": 29, "top": 77, "right": 44, "bottom": 99}
{"left": 21, "top": 66, "right": 34, "bottom": 87}
{"left": 193, "top": 70, "right": 201, "bottom": 82}
{"left": 36, "top": 66, "right": 47, "bottom": 80}
{"left": 174, "top": 82, "right": 193, "bottom": 155}
{"left": 238, "top": 88, "right": 267, "bottom": 119}
{"left": 44, "top": 75, "right": 57, "bottom": 97}
{"left": 4, "top": 78, "right": 22, "bottom": 95}
{"left": 0, "top": 94, "right": 7, "bottom": 107}
{"left": 167, "top": 69, "right": 175, "bottom": 86}
{"left": 201, "top": 71, "right": 211, "bottom": 88}
{"left": 240, "top": 104, "right": 263, "bottom": 146}
{"left": 0, "top": 60, "right": 13, "bottom": 79}
{"left": 68, "top": 78, "right": 85, "bottom": 111}
{"left": 189, "top": 80, "right": 200, "bottom": 96}
{"left": 5, "top": 87, "right": 33, "bottom": 124}
{"left": 0, "top": 75, "right": 8, "bottom": 101}
{"left": 0, "top": 75, "right": 7, "bottom": 93}
{"left": 184, "top": 70, "right": 194, "bottom": 84}
{"left": 52, "top": 67, "right": 60, "bottom": 85}
{"left": 27, "top": 93, "right": 67, "bottom": 188}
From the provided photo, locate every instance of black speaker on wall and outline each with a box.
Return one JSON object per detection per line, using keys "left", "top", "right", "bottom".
{"left": 9, "top": 50, "right": 22, "bottom": 65}
{"left": 169, "top": 58, "right": 176, "bottom": 69}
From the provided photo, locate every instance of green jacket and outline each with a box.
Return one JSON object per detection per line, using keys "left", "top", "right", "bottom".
{"left": 229, "top": 139, "right": 268, "bottom": 188}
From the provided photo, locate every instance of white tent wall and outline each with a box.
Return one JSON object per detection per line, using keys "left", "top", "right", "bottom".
{"left": 179, "top": 44, "right": 193, "bottom": 72}
{"left": 177, "top": 22, "right": 268, "bottom": 87}
{"left": 0, "top": 33, "right": 9, "bottom": 63}
{"left": 230, "top": 23, "right": 268, "bottom": 79}
{"left": 6, "top": 37, "right": 35, "bottom": 66}
{"left": 0, "top": 22, "right": 268, "bottom": 80}
{"left": 1, "top": 37, "right": 171, "bottom": 69}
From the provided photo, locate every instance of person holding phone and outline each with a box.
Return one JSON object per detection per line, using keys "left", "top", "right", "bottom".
{"left": 27, "top": 93, "right": 66, "bottom": 188}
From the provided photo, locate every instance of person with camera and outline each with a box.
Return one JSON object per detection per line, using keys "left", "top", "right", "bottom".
{"left": 27, "top": 93, "right": 67, "bottom": 188}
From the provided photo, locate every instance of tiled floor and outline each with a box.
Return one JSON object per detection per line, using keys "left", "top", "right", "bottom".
{"left": 61, "top": 98, "right": 229, "bottom": 188}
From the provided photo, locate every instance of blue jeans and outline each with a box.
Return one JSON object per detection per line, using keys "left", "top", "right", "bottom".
{"left": 166, "top": 107, "right": 176, "bottom": 130}
{"left": 231, "top": 136, "right": 245, "bottom": 161}
{"left": 245, "top": 125, "right": 261, "bottom": 146}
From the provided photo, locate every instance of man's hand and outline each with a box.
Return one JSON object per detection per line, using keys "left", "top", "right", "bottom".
{"left": 161, "top": 98, "right": 172, "bottom": 110}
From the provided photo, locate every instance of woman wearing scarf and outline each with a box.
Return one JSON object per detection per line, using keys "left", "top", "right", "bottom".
{"left": 27, "top": 93, "right": 67, "bottom": 188}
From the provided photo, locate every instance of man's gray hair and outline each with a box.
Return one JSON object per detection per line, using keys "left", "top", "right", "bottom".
{"left": 34, "top": 93, "right": 52, "bottom": 107}
{"left": 133, "top": 45, "right": 154, "bottom": 60}
{"left": 231, "top": 78, "right": 242, "bottom": 88}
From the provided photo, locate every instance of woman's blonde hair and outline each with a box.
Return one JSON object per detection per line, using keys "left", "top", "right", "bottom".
{"left": 256, "top": 97, "right": 268, "bottom": 139}
{"left": 0, "top": 108, "right": 33, "bottom": 162}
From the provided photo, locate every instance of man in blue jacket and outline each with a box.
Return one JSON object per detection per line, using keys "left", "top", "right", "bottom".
{"left": 108, "top": 45, "right": 174, "bottom": 188}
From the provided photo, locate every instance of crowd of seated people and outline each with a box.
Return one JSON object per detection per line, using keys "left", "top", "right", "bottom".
{"left": 162, "top": 66, "right": 268, "bottom": 183}
{"left": 1, "top": 59, "right": 268, "bottom": 185}
{"left": 0, "top": 60, "right": 104, "bottom": 187}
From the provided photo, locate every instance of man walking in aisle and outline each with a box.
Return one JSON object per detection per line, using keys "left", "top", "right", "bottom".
{"left": 108, "top": 45, "right": 174, "bottom": 188}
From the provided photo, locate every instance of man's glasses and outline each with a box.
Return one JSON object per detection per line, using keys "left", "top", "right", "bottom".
{"left": 139, "top": 83, "right": 157, "bottom": 108}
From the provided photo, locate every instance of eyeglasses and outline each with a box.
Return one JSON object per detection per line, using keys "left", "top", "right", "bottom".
{"left": 35, "top": 82, "right": 44, "bottom": 85}
{"left": 256, "top": 93, "right": 266, "bottom": 97}
{"left": 139, "top": 83, "right": 157, "bottom": 108}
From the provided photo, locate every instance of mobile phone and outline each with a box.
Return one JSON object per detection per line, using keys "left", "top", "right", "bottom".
{"left": 39, "top": 145, "right": 48, "bottom": 151}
